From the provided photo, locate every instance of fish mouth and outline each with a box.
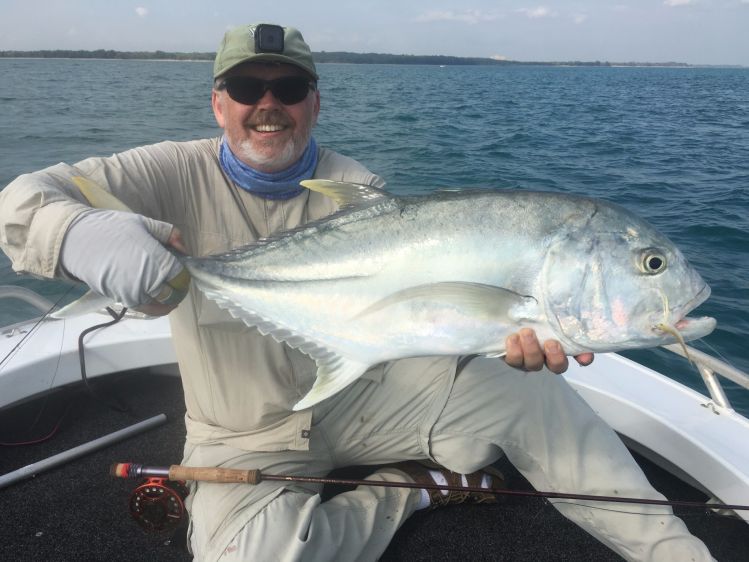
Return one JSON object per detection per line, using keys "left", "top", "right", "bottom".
{"left": 658, "top": 283, "right": 716, "bottom": 343}
{"left": 682, "top": 282, "right": 711, "bottom": 313}
{"left": 670, "top": 316, "right": 717, "bottom": 341}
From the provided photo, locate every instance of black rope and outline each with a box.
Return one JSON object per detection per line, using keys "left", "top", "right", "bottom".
{"left": 78, "top": 306, "right": 130, "bottom": 413}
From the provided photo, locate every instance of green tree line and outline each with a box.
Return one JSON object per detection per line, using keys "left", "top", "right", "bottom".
{"left": 0, "top": 49, "right": 694, "bottom": 67}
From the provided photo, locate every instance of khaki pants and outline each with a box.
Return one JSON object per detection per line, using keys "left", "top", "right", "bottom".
{"left": 185, "top": 357, "right": 714, "bottom": 562}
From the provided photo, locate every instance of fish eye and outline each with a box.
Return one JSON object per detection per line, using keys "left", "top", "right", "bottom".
{"left": 641, "top": 252, "right": 667, "bottom": 274}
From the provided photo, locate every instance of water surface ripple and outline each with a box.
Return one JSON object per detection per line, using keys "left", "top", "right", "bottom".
{"left": 1, "top": 59, "right": 747, "bottom": 411}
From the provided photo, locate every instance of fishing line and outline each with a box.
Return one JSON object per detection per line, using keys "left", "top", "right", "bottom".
{"left": 0, "top": 399, "right": 75, "bottom": 446}
{"left": 0, "top": 284, "right": 76, "bottom": 370}
{"left": 0, "top": 285, "right": 79, "bottom": 445}
{"left": 1, "top": 289, "right": 131, "bottom": 446}
{"left": 546, "top": 500, "right": 736, "bottom": 520}
{"left": 696, "top": 338, "right": 739, "bottom": 373}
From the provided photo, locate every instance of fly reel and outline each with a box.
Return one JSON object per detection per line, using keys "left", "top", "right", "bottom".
{"left": 129, "top": 477, "right": 189, "bottom": 532}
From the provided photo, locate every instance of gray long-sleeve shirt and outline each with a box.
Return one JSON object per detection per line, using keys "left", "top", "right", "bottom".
{"left": 0, "top": 137, "right": 389, "bottom": 451}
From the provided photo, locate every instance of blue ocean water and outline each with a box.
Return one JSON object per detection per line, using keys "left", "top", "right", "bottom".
{"left": 1, "top": 59, "right": 747, "bottom": 410}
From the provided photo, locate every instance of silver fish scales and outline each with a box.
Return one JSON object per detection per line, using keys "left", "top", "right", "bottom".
{"left": 183, "top": 180, "right": 715, "bottom": 411}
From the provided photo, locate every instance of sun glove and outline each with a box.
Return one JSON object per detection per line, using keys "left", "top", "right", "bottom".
{"left": 60, "top": 209, "right": 187, "bottom": 309}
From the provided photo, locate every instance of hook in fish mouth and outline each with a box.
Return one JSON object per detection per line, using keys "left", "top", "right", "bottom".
{"left": 653, "top": 315, "right": 716, "bottom": 342}
{"left": 653, "top": 287, "right": 689, "bottom": 358}
{"left": 652, "top": 316, "right": 715, "bottom": 368}
{"left": 654, "top": 321, "right": 692, "bottom": 362}
{"left": 652, "top": 286, "right": 717, "bottom": 360}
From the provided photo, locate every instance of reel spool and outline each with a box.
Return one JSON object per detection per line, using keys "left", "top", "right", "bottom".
{"left": 129, "top": 477, "right": 188, "bottom": 532}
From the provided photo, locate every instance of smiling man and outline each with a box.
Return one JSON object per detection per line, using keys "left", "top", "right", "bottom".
{"left": 212, "top": 69, "right": 319, "bottom": 203}
{"left": 0, "top": 23, "right": 713, "bottom": 562}
{"left": 214, "top": 65, "right": 319, "bottom": 172}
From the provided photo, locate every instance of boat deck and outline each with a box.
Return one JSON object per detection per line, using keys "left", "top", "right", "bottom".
{"left": 1, "top": 372, "right": 747, "bottom": 561}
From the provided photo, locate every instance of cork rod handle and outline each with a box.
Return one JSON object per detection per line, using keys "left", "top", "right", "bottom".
{"left": 167, "top": 465, "right": 262, "bottom": 484}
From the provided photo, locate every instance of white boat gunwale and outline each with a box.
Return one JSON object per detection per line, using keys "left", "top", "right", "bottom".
{"left": 2, "top": 285, "right": 748, "bottom": 523}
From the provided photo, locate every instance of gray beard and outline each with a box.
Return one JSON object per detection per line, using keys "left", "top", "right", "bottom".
{"left": 235, "top": 135, "right": 301, "bottom": 171}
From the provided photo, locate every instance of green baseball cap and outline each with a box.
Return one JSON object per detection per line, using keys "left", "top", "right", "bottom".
{"left": 213, "top": 24, "right": 318, "bottom": 80}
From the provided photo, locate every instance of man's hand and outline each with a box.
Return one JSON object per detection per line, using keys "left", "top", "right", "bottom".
{"left": 505, "top": 328, "right": 594, "bottom": 374}
{"left": 133, "top": 227, "right": 190, "bottom": 316}
{"left": 60, "top": 209, "right": 190, "bottom": 316}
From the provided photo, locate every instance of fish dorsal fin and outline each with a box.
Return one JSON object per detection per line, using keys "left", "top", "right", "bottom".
{"left": 300, "top": 179, "right": 391, "bottom": 209}
{"left": 72, "top": 176, "right": 133, "bottom": 212}
{"left": 355, "top": 282, "right": 539, "bottom": 321}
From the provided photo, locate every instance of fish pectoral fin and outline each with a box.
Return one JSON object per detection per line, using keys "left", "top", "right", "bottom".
{"left": 355, "top": 282, "right": 538, "bottom": 321}
{"left": 292, "top": 358, "right": 370, "bottom": 411}
{"left": 300, "top": 179, "right": 392, "bottom": 209}
{"left": 71, "top": 176, "right": 133, "bottom": 212}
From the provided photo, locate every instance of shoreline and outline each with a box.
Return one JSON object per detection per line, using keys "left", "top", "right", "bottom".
{"left": 0, "top": 57, "right": 744, "bottom": 69}
{"left": 0, "top": 50, "right": 744, "bottom": 68}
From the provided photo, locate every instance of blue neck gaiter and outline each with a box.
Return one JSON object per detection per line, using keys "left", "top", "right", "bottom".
{"left": 219, "top": 137, "right": 318, "bottom": 200}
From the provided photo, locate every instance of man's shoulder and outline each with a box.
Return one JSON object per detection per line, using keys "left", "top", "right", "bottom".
{"left": 135, "top": 137, "right": 221, "bottom": 160}
{"left": 74, "top": 137, "right": 223, "bottom": 186}
{"left": 315, "top": 147, "right": 385, "bottom": 187}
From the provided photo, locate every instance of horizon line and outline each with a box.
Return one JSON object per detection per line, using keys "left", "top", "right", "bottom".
{"left": 0, "top": 49, "right": 745, "bottom": 68}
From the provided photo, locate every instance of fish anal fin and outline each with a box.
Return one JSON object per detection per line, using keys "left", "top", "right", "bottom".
{"left": 292, "top": 358, "right": 370, "bottom": 411}
{"left": 355, "top": 282, "right": 538, "bottom": 322}
{"left": 197, "top": 285, "right": 368, "bottom": 409}
{"left": 300, "top": 179, "right": 391, "bottom": 209}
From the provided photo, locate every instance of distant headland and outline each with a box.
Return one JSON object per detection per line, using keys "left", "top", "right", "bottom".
{"left": 0, "top": 49, "right": 741, "bottom": 68}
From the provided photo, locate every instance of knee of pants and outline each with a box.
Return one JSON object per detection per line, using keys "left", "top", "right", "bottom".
{"left": 431, "top": 435, "right": 504, "bottom": 474}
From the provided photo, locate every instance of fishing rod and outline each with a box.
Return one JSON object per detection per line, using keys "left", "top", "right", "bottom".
{"left": 111, "top": 462, "right": 749, "bottom": 531}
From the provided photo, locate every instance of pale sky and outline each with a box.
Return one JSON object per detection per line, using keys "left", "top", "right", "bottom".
{"left": 1, "top": 0, "right": 748, "bottom": 65}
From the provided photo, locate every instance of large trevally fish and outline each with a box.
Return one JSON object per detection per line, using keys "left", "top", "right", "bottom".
{"left": 184, "top": 180, "right": 715, "bottom": 410}
{"left": 70, "top": 177, "right": 715, "bottom": 411}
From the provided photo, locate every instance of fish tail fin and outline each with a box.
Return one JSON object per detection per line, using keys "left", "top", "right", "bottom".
{"left": 50, "top": 290, "right": 113, "bottom": 318}
{"left": 292, "top": 358, "right": 370, "bottom": 411}
{"left": 71, "top": 175, "right": 133, "bottom": 212}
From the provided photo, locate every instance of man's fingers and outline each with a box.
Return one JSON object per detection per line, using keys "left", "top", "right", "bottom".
{"left": 543, "top": 340, "right": 569, "bottom": 374}
{"left": 505, "top": 334, "right": 524, "bottom": 369}
{"left": 505, "top": 329, "right": 585, "bottom": 374}
{"left": 150, "top": 228, "right": 190, "bottom": 309}
{"left": 518, "top": 328, "right": 545, "bottom": 371}
{"left": 574, "top": 353, "right": 594, "bottom": 367}
{"left": 167, "top": 227, "right": 188, "bottom": 254}
{"left": 505, "top": 329, "right": 593, "bottom": 374}
{"left": 505, "top": 328, "right": 546, "bottom": 371}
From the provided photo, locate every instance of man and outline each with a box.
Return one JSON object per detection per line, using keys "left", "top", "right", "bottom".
{"left": 0, "top": 23, "right": 713, "bottom": 561}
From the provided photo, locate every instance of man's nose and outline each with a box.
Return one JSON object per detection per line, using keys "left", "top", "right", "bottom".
{"left": 255, "top": 87, "right": 282, "bottom": 106}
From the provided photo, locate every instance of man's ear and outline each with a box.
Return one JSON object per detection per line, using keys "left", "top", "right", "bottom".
{"left": 212, "top": 90, "right": 226, "bottom": 128}
{"left": 312, "top": 89, "right": 321, "bottom": 125}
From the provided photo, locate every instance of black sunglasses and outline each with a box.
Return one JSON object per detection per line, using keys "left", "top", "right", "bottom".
{"left": 217, "top": 76, "right": 315, "bottom": 106}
